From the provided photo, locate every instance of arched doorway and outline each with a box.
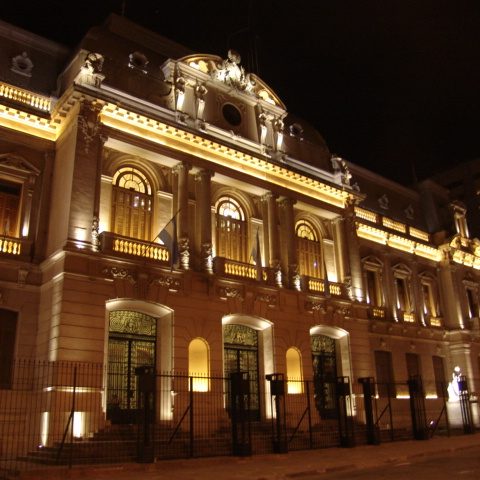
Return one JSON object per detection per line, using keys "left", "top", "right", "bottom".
{"left": 310, "top": 326, "right": 352, "bottom": 420}
{"left": 223, "top": 324, "right": 260, "bottom": 420}
{"left": 311, "top": 334, "right": 337, "bottom": 418}
{"left": 107, "top": 310, "right": 156, "bottom": 424}
{"left": 222, "top": 314, "right": 274, "bottom": 420}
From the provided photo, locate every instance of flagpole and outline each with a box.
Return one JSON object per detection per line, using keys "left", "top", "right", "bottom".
{"left": 143, "top": 207, "right": 181, "bottom": 262}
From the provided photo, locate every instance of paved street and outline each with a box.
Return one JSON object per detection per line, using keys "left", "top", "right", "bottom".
{"left": 16, "top": 433, "right": 480, "bottom": 480}
{"left": 297, "top": 445, "right": 480, "bottom": 479}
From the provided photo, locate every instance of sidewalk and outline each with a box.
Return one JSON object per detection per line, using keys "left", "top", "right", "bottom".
{"left": 19, "top": 433, "right": 480, "bottom": 480}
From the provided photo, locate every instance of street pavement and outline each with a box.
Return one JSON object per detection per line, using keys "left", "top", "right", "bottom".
{"left": 18, "top": 432, "right": 480, "bottom": 480}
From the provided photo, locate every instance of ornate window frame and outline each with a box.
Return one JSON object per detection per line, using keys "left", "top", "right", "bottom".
{"left": 392, "top": 263, "right": 414, "bottom": 322}
{"left": 419, "top": 272, "right": 442, "bottom": 327}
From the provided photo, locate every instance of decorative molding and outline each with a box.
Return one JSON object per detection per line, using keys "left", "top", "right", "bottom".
{"left": 18, "top": 268, "right": 29, "bottom": 285}
{"left": 102, "top": 266, "right": 135, "bottom": 282}
{"left": 78, "top": 101, "right": 102, "bottom": 154}
{"left": 152, "top": 275, "right": 181, "bottom": 291}
{"left": 75, "top": 52, "right": 105, "bottom": 87}
{"left": 218, "top": 286, "right": 243, "bottom": 301}
{"left": 11, "top": 52, "right": 34, "bottom": 77}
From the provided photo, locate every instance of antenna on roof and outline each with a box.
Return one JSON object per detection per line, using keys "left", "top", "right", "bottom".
{"left": 226, "top": 0, "right": 260, "bottom": 75}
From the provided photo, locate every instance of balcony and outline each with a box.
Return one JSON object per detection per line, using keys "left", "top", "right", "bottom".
{"left": 302, "top": 275, "right": 346, "bottom": 297}
{"left": 368, "top": 306, "right": 386, "bottom": 320}
{"left": 0, "top": 236, "right": 33, "bottom": 261}
{"left": 100, "top": 232, "right": 170, "bottom": 264}
{"left": 213, "top": 257, "right": 261, "bottom": 281}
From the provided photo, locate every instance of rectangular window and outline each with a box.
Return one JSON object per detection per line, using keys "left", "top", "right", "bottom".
{"left": 406, "top": 353, "right": 421, "bottom": 378}
{"left": 395, "top": 277, "right": 411, "bottom": 312}
{"left": 466, "top": 288, "right": 479, "bottom": 319}
{"left": 374, "top": 350, "right": 396, "bottom": 397}
{"left": 432, "top": 356, "right": 446, "bottom": 398}
{"left": 0, "top": 309, "right": 17, "bottom": 389}
{"left": 366, "top": 269, "right": 382, "bottom": 306}
{"left": 0, "top": 180, "right": 21, "bottom": 237}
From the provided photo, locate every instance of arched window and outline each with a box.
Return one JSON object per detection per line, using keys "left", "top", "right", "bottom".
{"left": 215, "top": 196, "right": 247, "bottom": 262}
{"left": 296, "top": 220, "right": 322, "bottom": 278}
{"left": 188, "top": 338, "right": 210, "bottom": 392}
{"left": 286, "top": 347, "right": 303, "bottom": 394}
{"left": 111, "top": 167, "right": 152, "bottom": 240}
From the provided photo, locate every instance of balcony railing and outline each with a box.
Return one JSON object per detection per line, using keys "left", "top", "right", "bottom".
{"left": 302, "top": 276, "right": 345, "bottom": 297}
{"left": 100, "top": 232, "right": 170, "bottom": 263}
{"left": 369, "top": 306, "right": 386, "bottom": 320}
{"left": 213, "top": 257, "right": 260, "bottom": 280}
{"left": 0, "top": 236, "right": 32, "bottom": 260}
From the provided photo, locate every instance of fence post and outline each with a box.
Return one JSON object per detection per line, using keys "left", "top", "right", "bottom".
{"left": 230, "top": 371, "right": 251, "bottom": 456}
{"left": 136, "top": 366, "right": 155, "bottom": 463}
{"left": 266, "top": 373, "right": 287, "bottom": 453}
{"left": 407, "top": 375, "right": 428, "bottom": 440}
{"left": 336, "top": 376, "right": 355, "bottom": 447}
{"left": 458, "top": 375, "right": 475, "bottom": 434}
{"left": 358, "top": 377, "right": 379, "bottom": 445}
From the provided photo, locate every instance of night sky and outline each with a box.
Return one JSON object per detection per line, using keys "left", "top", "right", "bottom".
{"left": 2, "top": 0, "right": 480, "bottom": 186}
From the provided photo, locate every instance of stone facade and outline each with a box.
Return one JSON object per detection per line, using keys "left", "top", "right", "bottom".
{"left": 0, "top": 14, "right": 479, "bottom": 446}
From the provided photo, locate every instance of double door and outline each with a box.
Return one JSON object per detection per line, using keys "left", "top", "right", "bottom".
{"left": 107, "top": 336, "right": 155, "bottom": 424}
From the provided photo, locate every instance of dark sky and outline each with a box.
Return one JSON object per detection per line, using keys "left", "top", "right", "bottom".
{"left": 2, "top": 0, "right": 480, "bottom": 186}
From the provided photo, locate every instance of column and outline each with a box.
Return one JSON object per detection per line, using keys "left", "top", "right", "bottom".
{"left": 342, "top": 201, "right": 364, "bottom": 301}
{"left": 68, "top": 100, "right": 104, "bottom": 250}
{"left": 92, "top": 134, "right": 107, "bottom": 251}
{"left": 380, "top": 250, "right": 397, "bottom": 322}
{"left": 195, "top": 169, "right": 214, "bottom": 272}
{"left": 264, "top": 192, "right": 282, "bottom": 286}
{"left": 278, "top": 196, "right": 298, "bottom": 289}
{"left": 173, "top": 162, "right": 191, "bottom": 269}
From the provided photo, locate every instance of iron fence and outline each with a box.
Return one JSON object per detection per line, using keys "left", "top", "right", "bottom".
{"left": 0, "top": 360, "right": 478, "bottom": 479}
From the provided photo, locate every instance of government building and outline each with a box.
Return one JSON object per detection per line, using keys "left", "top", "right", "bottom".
{"left": 0, "top": 13, "right": 479, "bottom": 471}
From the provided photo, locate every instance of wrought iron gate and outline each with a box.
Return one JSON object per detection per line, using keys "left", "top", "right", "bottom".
{"left": 224, "top": 324, "right": 260, "bottom": 420}
{"left": 107, "top": 310, "right": 156, "bottom": 424}
{"left": 311, "top": 335, "right": 338, "bottom": 419}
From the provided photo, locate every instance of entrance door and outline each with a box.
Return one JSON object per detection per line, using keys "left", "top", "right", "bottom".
{"left": 311, "top": 335, "right": 338, "bottom": 419}
{"left": 224, "top": 324, "right": 260, "bottom": 420}
{"left": 107, "top": 311, "right": 156, "bottom": 424}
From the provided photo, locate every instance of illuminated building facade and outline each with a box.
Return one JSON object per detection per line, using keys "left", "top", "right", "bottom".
{"left": 0, "top": 14, "right": 479, "bottom": 457}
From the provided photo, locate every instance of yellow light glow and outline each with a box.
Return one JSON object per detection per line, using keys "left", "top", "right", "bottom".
{"left": 0, "top": 82, "right": 51, "bottom": 111}
{"left": 382, "top": 217, "right": 406, "bottom": 233}
{"left": 41, "top": 412, "right": 49, "bottom": 446}
{"left": 73, "top": 411, "right": 85, "bottom": 438}
{"left": 354, "top": 207, "right": 378, "bottom": 223}
{"left": 410, "top": 227, "right": 429, "bottom": 242}
{"left": 286, "top": 348, "right": 303, "bottom": 394}
{"left": 100, "top": 104, "right": 351, "bottom": 209}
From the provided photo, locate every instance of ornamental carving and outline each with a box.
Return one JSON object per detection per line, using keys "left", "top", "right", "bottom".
{"left": 305, "top": 301, "right": 325, "bottom": 313}
{"left": 331, "top": 155, "right": 352, "bottom": 186}
{"left": 211, "top": 50, "right": 255, "bottom": 93}
{"left": 153, "top": 275, "right": 181, "bottom": 291}
{"left": 378, "top": 194, "right": 389, "bottom": 210}
{"left": 78, "top": 102, "right": 102, "bottom": 154}
{"left": 109, "top": 310, "right": 156, "bottom": 336}
{"left": 256, "top": 293, "right": 277, "bottom": 307}
{"left": 218, "top": 286, "right": 243, "bottom": 301}
{"left": 103, "top": 266, "right": 135, "bottom": 282}
{"left": 128, "top": 51, "right": 149, "bottom": 73}
{"left": 75, "top": 52, "right": 105, "bottom": 87}
{"left": 11, "top": 52, "right": 34, "bottom": 77}
{"left": 223, "top": 324, "right": 257, "bottom": 347}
